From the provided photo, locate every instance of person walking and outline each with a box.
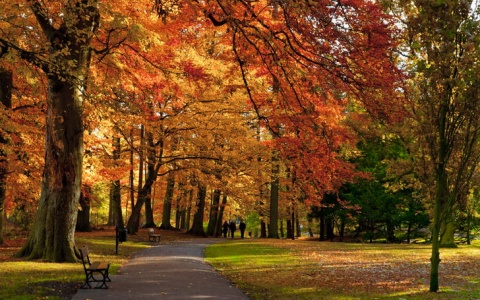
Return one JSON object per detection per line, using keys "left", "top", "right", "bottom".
{"left": 239, "top": 220, "right": 246, "bottom": 238}
{"left": 222, "top": 221, "right": 229, "bottom": 238}
{"left": 229, "top": 220, "right": 236, "bottom": 238}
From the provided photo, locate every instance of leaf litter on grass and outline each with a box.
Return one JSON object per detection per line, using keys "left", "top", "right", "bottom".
{"left": 228, "top": 239, "right": 480, "bottom": 298}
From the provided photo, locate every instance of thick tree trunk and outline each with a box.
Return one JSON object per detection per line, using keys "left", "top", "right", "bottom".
{"left": 18, "top": 77, "right": 84, "bottom": 262}
{"left": 187, "top": 184, "right": 207, "bottom": 237}
{"left": 0, "top": 68, "right": 12, "bottom": 245}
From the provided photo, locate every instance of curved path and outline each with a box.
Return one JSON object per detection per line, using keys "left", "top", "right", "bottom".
{"left": 72, "top": 239, "right": 250, "bottom": 300}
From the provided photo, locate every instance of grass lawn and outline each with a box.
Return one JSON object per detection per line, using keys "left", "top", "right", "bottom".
{"left": 205, "top": 238, "right": 480, "bottom": 300}
{"left": 0, "top": 227, "right": 190, "bottom": 299}
{"left": 2, "top": 229, "right": 480, "bottom": 299}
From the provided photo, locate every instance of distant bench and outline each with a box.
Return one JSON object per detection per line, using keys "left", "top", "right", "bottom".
{"left": 80, "top": 246, "right": 111, "bottom": 289}
{"left": 148, "top": 228, "right": 161, "bottom": 242}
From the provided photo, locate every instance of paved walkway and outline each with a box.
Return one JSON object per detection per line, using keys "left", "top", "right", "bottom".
{"left": 72, "top": 239, "right": 250, "bottom": 300}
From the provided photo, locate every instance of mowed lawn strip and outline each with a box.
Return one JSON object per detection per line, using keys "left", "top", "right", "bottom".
{"left": 205, "top": 239, "right": 480, "bottom": 300}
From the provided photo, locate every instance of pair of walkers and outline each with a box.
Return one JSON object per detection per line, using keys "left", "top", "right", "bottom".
{"left": 222, "top": 220, "right": 246, "bottom": 238}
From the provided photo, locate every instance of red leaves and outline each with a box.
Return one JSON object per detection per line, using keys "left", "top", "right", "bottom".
{"left": 182, "top": 60, "right": 208, "bottom": 81}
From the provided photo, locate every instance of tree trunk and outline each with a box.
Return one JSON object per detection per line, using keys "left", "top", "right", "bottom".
{"left": 111, "top": 180, "right": 123, "bottom": 228}
{"left": 430, "top": 192, "right": 442, "bottom": 292}
{"left": 18, "top": 71, "right": 85, "bottom": 261}
{"left": 286, "top": 219, "right": 293, "bottom": 239}
{"left": 127, "top": 128, "right": 166, "bottom": 233}
{"left": 185, "top": 189, "right": 193, "bottom": 230}
{"left": 129, "top": 129, "right": 135, "bottom": 217}
{"left": 126, "top": 155, "right": 160, "bottom": 234}
{"left": 430, "top": 106, "right": 449, "bottom": 291}
{"left": 307, "top": 215, "right": 314, "bottom": 238}
{"left": 319, "top": 210, "right": 325, "bottom": 241}
{"left": 175, "top": 184, "right": 187, "bottom": 229}
{"left": 160, "top": 171, "right": 175, "bottom": 229}
{"left": 187, "top": 184, "right": 207, "bottom": 237}
{"left": 296, "top": 216, "right": 301, "bottom": 238}
{"left": 215, "top": 194, "right": 227, "bottom": 237}
{"left": 135, "top": 125, "right": 145, "bottom": 229}
{"left": 108, "top": 136, "right": 122, "bottom": 227}
{"left": 268, "top": 152, "right": 280, "bottom": 238}
{"left": 386, "top": 222, "right": 396, "bottom": 243}
{"left": 143, "top": 131, "right": 157, "bottom": 228}
{"left": 339, "top": 217, "right": 345, "bottom": 242}
{"left": 280, "top": 220, "right": 285, "bottom": 238}
{"left": 0, "top": 68, "right": 12, "bottom": 245}
{"left": 207, "top": 189, "right": 221, "bottom": 236}
{"left": 76, "top": 190, "right": 91, "bottom": 232}
{"left": 326, "top": 216, "right": 334, "bottom": 241}
{"left": 260, "top": 220, "right": 267, "bottom": 238}
{"left": 440, "top": 214, "right": 457, "bottom": 248}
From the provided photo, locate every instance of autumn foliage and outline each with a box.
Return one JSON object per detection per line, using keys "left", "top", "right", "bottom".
{"left": 0, "top": 0, "right": 405, "bottom": 262}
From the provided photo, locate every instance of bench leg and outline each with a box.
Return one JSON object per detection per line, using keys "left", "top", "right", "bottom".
{"left": 81, "top": 270, "right": 110, "bottom": 289}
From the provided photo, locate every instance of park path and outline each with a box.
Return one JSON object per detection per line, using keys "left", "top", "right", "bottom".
{"left": 72, "top": 239, "right": 250, "bottom": 300}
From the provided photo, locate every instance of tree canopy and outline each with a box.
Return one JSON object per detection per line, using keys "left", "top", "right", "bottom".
{"left": 2, "top": 1, "right": 479, "bottom": 294}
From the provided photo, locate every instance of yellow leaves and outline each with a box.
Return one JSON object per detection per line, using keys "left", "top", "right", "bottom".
{"left": 128, "top": 24, "right": 165, "bottom": 51}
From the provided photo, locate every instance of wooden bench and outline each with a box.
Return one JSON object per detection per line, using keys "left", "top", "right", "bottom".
{"left": 148, "top": 228, "right": 161, "bottom": 242}
{"left": 79, "top": 246, "right": 111, "bottom": 289}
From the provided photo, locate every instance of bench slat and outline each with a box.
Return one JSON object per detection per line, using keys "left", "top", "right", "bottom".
{"left": 88, "top": 262, "right": 109, "bottom": 271}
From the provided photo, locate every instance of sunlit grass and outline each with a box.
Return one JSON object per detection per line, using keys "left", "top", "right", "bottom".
{"left": 0, "top": 230, "right": 151, "bottom": 300}
{"left": 205, "top": 239, "right": 480, "bottom": 300}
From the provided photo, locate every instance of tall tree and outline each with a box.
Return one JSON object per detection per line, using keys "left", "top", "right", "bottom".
{"left": 0, "top": 1, "right": 101, "bottom": 262}
{"left": 387, "top": 0, "right": 480, "bottom": 292}
{"left": 0, "top": 68, "right": 12, "bottom": 245}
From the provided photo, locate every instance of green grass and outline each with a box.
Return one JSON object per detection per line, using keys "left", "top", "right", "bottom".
{"left": 3, "top": 231, "right": 480, "bottom": 299}
{"left": 205, "top": 239, "right": 480, "bottom": 300}
{"left": 0, "top": 232, "right": 150, "bottom": 300}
